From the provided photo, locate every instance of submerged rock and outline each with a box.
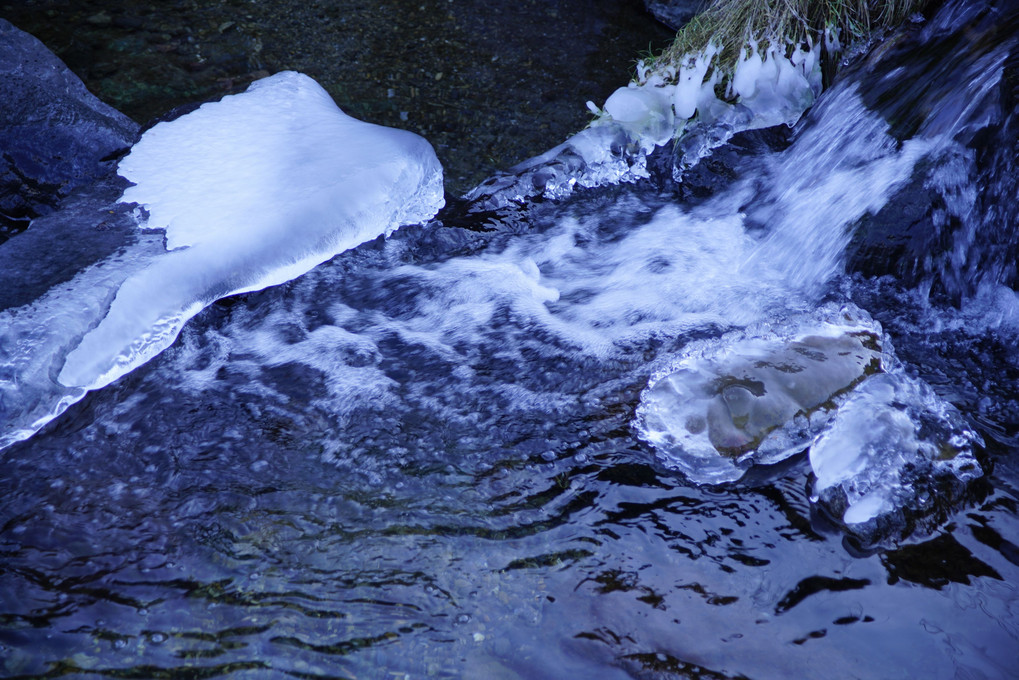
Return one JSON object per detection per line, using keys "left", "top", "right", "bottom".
{"left": 643, "top": 0, "right": 705, "bottom": 30}
{"left": 0, "top": 19, "right": 138, "bottom": 242}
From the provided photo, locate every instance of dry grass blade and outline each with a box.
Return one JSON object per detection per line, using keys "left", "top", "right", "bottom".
{"left": 651, "top": 0, "right": 931, "bottom": 88}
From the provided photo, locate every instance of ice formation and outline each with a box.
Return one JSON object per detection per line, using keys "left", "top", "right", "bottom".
{"left": 636, "top": 302, "right": 984, "bottom": 537}
{"left": 58, "top": 71, "right": 444, "bottom": 389}
{"left": 636, "top": 304, "right": 883, "bottom": 483}
{"left": 0, "top": 71, "right": 443, "bottom": 450}
{"left": 810, "top": 373, "right": 983, "bottom": 530}
{"left": 466, "top": 38, "right": 824, "bottom": 208}
{"left": 615, "top": 38, "right": 821, "bottom": 144}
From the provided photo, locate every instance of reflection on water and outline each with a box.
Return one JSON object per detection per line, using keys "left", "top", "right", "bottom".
{"left": 3, "top": 430, "right": 1016, "bottom": 678}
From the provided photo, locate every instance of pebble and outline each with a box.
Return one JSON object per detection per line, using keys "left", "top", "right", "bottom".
{"left": 85, "top": 12, "right": 111, "bottom": 26}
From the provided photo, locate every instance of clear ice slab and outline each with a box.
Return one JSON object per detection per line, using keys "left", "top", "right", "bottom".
{"left": 810, "top": 372, "right": 982, "bottom": 539}
{"left": 635, "top": 303, "right": 984, "bottom": 541}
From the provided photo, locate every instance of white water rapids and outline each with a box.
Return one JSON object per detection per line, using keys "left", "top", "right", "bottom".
{"left": 1, "top": 5, "right": 1015, "bottom": 541}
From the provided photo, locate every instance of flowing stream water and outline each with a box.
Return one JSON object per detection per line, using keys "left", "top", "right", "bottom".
{"left": 2, "top": 1, "right": 1019, "bottom": 678}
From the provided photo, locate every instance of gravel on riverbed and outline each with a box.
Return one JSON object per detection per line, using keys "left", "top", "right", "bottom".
{"left": 4, "top": 0, "right": 673, "bottom": 194}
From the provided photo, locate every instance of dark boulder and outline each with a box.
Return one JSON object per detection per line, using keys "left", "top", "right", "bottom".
{"left": 0, "top": 173, "right": 141, "bottom": 312}
{"left": 843, "top": 0, "right": 1019, "bottom": 302}
{"left": 0, "top": 19, "right": 138, "bottom": 243}
{"left": 643, "top": 0, "right": 705, "bottom": 30}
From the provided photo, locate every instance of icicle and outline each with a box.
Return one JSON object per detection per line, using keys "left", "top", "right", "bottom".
{"left": 673, "top": 44, "right": 717, "bottom": 119}
{"left": 729, "top": 39, "right": 763, "bottom": 100}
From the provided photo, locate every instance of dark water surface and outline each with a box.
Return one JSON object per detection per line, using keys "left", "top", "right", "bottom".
{"left": 2, "top": 0, "right": 672, "bottom": 193}
{"left": 2, "top": 1, "right": 1019, "bottom": 679}
{"left": 2, "top": 186, "right": 1017, "bottom": 679}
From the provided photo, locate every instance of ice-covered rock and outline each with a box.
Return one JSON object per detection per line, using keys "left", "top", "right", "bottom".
{"left": 636, "top": 305, "right": 883, "bottom": 483}
{"left": 465, "top": 37, "right": 822, "bottom": 210}
{"left": 810, "top": 373, "right": 983, "bottom": 538}
{"left": 1, "top": 71, "right": 444, "bottom": 449}
{"left": 0, "top": 19, "right": 138, "bottom": 241}
{"left": 57, "top": 71, "right": 444, "bottom": 389}
{"left": 636, "top": 300, "right": 986, "bottom": 540}
{"left": 725, "top": 41, "right": 819, "bottom": 126}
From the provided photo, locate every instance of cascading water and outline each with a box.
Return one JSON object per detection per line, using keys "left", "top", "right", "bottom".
{"left": 1, "top": 0, "right": 1018, "bottom": 678}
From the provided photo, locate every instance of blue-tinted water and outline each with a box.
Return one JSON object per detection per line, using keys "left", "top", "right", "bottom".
{"left": 3, "top": 1, "right": 1019, "bottom": 678}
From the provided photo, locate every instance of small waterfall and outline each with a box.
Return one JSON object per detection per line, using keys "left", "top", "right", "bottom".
{"left": 845, "top": 0, "right": 1019, "bottom": 304}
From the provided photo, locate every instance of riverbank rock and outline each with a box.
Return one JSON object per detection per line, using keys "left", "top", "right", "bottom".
{"left": 643, "top": 0, "right": 704, "bottom": 30}
{"left": 0, "top": 19, "right": 138, "bottom": 243}
{"left": 843, "top": 0, "right": 1019, "bottom": 301}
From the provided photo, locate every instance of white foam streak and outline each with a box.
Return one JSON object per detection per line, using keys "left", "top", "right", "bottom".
{"left": 370, "top": 197, "right": 806, "bottom": 366}
{"left": 743, "top": 88, "right": 929, "bottom": 292}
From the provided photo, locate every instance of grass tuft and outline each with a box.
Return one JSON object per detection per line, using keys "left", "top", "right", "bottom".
{"left": 648, "top": 0, "right": 931, "bottom": 89}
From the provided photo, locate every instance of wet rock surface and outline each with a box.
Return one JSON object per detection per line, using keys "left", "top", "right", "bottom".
{"left": 844, "top": 0, "right": 1019, "bottom": 301}
{"left": 0, "top": 19, "right": 138, "bottom": 244}
{"left": 643, "top": 0, "right": 704, "bottom": 30}
{"left": 663, "top": 124, "right": 793, "bottom": 202}
{"left": 3, "top": 0, "right": 673, "bottom": 194}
